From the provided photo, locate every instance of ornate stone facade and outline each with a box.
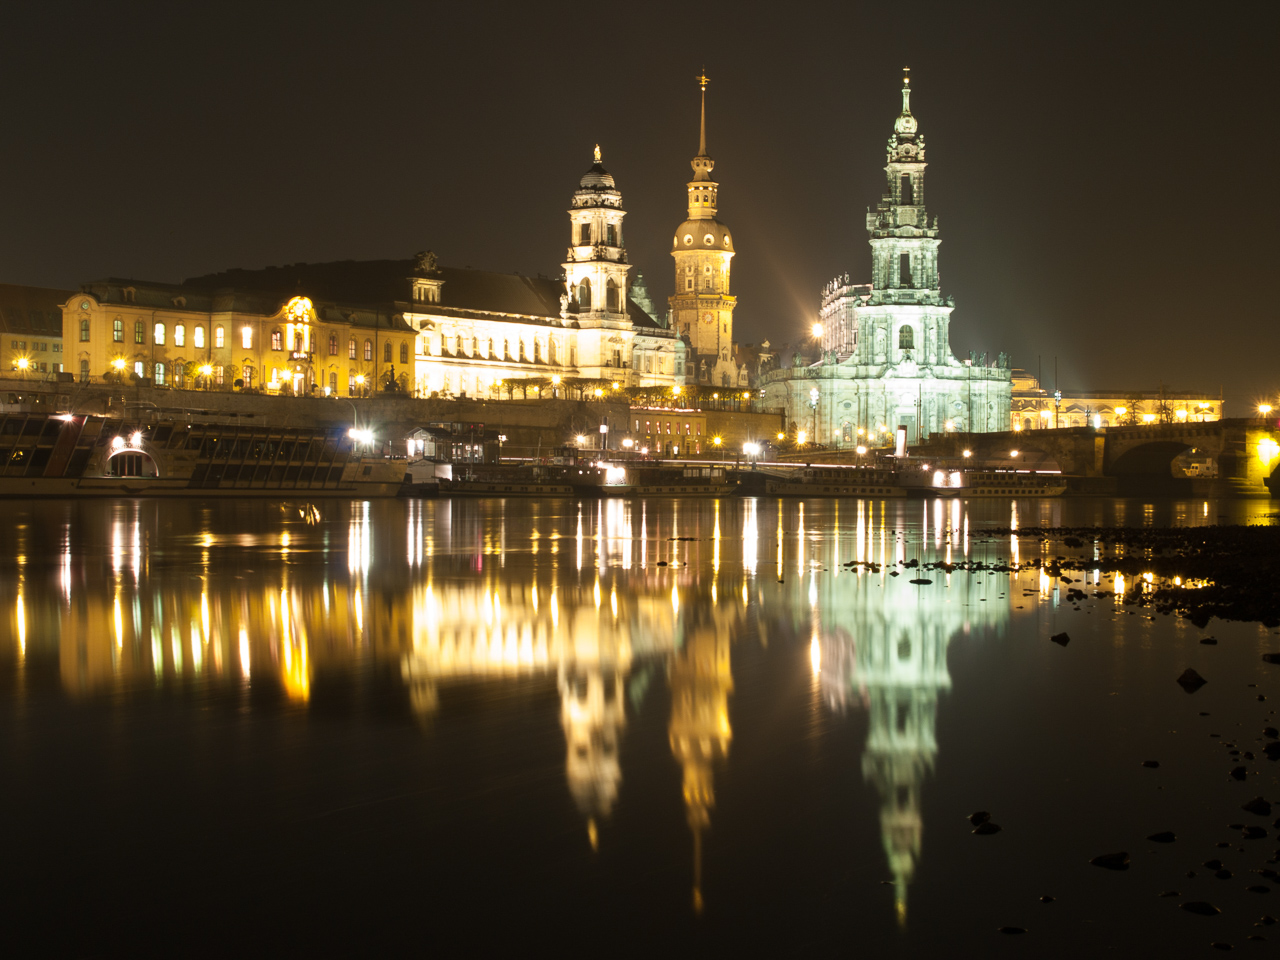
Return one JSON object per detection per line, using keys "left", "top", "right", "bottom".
{"left": 764, "top": 70, "right": 1012, "bottom": 446}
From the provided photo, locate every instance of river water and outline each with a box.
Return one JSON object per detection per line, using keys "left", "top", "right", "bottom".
{"left": 1, "top": 496, "right": 1278, "bottom": 956}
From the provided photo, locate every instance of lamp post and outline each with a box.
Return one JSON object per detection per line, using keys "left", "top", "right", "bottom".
{"left": 809, "top": 386, "right": 819, "bottom": 447}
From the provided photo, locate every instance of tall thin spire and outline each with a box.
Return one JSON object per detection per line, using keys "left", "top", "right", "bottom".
{"left": 697, "top": 69, "right": 710, "bottom": 156}
{"left": 901, "top": 66, "right": 911, "bottom": 116}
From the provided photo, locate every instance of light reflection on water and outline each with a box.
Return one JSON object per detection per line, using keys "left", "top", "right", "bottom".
{"left": 0, "top": 495, "right": 1277, "bottom": 952}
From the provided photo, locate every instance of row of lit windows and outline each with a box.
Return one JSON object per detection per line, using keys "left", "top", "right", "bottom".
{"left": 10, "top": 360, "right": 60, "bottom": 372}
{"left": 9, "top": 340, "right": 59, "bottom": 352}
{"left": 87, "top": 318, "right": 410, "bottom": 363}
{"left": 81, "top": 358, "right": 381, "bottom": 397}
{"left": 438, "top": 334, "right": 576, "bottom": 366}
{"left": 635, "top": 420, "right": 702, "bottom": 437}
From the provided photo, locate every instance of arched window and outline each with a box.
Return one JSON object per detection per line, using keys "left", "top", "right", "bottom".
{"left": 898, "top": 326, "right": 914, "bottom": 350}
{"left": 112, "top": 319, "right": 123, "bottom": 342}
{"left": 548, "top": 339, "right": 558, "bottom": 365}
{"left": 154, "top": 362, "right": 166, "bottom": 385}
{"left": 134, "top": 320, "right": 144, "bottom": 344}
{"left": 154, "top": 323, "right": 165, "bottom": 345}
{"left": 533, "top": 340, "right": 541, "bottom": 363}
{"left": 363, "top": 339, "right": 373, "bottom": 361}
{"left": 329, "top": 372, "right": 337, "bottom": 394}
{"left": 243, "top": 365, "right": 254, "bottom": 387}
{"left": 174, "top": 324, "right": 185, "bottom": 347}
{"left": 79, "top": 358, "right": 89, "bottom": 381}
{"left": 502, "top": 340, "right": 509, "bottom": 360}
{"left": 80, "top": 319, "right": 90, "bottom": 342}
{"left": 400, "top": 342, "right": 409, "bottom": 364}
{"left": 271, "top": 330, "right": 283, "bottom": 350}
{"left": 293, "top": 330, "right": 304, "bottom": 353}
{"left": 384, "top": 341, "right": 392, "bottom": 363}
{"left": 194, "top": 326, "right": 205, "bottom": 348}
{"left": 242, "top": 326, "right": 253, "bottom": 349}
{"left": 576, "top": 277, "right": 591, "bottom": 309}
{"left": 214, "top": 325, "right": 225, "bottom": 348}
{"left": 348, "top": 338, "right": 356, "bottom": 359}
{"left": 606, "top": 278, "right": 620, "bottom": 312}
{"left": 329, "top": 333, "right": 338, "bottom": 356}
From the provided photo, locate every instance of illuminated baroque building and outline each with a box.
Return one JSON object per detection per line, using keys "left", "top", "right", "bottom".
{"left": 669, "top": 75, "right": 748, "bottom": 391}
{"left": 62, "top": 153, "right": 681, "bottom": 399}
{"left": 1009, "top": 368, "right": 1223, "bottom": 431}
{"left": 762, "top": 70, "right": 1012, "bottom": 446}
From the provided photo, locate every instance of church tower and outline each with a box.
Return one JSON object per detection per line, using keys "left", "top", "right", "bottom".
{"left": 563, "top": 146, "right": 632, "bottom": 328}
{"left": 867, "top": 68, "right": 941, "bottom": 299}
{"left": 669, "top": 73, "right": 737, "bottom": 387}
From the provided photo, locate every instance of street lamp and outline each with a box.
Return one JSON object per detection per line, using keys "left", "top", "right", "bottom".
{"left": 1259, "top": 403, "right": 1274, "bottom": 417}
{"left": 809, "top": 387, "right": 819, "bottom": 447}
{"left": 199, "top": 364, "right": 213, "bottom": 391}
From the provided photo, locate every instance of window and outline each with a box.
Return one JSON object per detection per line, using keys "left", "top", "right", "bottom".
{"left": 154, "top": 362, "right": 166, "bottom": 385}
{"left": 502, "top": 340, "right": 509, "bottom": 360}
{"left": 154, "top": 323, "right": 165, "bottom": 345}
{"left": 606, "top": 223, "right": 617, "bottom": 245}
{"left": 686, "top": 278, "right": 693, "bottom": 291}
{"left": 80, "top": 319, "right": 90, "bottom": 342}
{"left": 533, "top": 340, "right": 541, "bottom": 363}
{"left": 579, "top": 223, "right": 590, "bottom": 244}
{"left": 363, "top": 339, "right": 372, "bottom": 361}
{"left": 174, "top": 324, "right": 185, "bottom": 347}
{"left": 899, "top": 253, "right": 912, "bottom": 287}
{"left": 134, "top": 321, "right": 144, "bottom": 344}
{"left": 576, "top": 278, "right": 591, "bottom": 309}
{"left": 243, "top": 365, "right": 254, "bottom": 387}
{"left": 400, "top": 342, "right": 409, "bottom": 364}
{"left": 901, "top": 174, "right": 913, "bottom": 204}
{"left": 112, "top": 319, "right": 123, "bottom": 342}
{"left": 271, "top": 330, "right": 283, "bottom": 350}
{"left": 705, "top": 279, "right": 712, "bottom": 290}
{"left": 242, "top": 326, "right": 253, "bottom": 349}
{"left": 899, "top": 326, "right": 914, "bottom": 350}
{"left": 79, "top": 359, "right": 89, "bottom": 381}
{"left": 348, "top": 338, "right": 356, "bottom": 359}
{"left": 548, "top": 340, "right": 557, "bottom": 365}
{"left": 329, "top": 372, "right": 337, "bottom": 394}
{"left": 214, "top": 326, "right": 224, "bottom": 348}
{"left": 134, "top": 361, "right": 144, "bottom": 378}
{"left": 194, "top": 326, "right": 205, "bottom": 348}
{"left": 384, "top": 341, "right": 392, "bottom": 363}
{"left": 329, "top": 333, "right": 338, "bottom": 356}
{"left": 606, "top": 278, "right": 620, "bottom": 312}
{"left": 214, "top": 365, "right": 224, "bottom": 385}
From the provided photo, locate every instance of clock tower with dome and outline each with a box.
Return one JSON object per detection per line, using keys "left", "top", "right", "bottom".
{"left": 669, "top": 73, "right": 738, "bottom": 388}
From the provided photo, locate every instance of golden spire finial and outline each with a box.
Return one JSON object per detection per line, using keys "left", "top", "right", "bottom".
{"left": 697, "top": 69, "right": 710, "bottom": 156}
{"left": 903, "top": 65, "right": 910, "bottom": 87}
{"left": 593, "top": 143, "right": 601, "bottom": 164}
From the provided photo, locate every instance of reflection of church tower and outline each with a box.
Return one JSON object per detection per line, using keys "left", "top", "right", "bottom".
{"left": 668, "top": 72, "right": 737, "bottom": 388}
{"left": 860, "top": 619, "right": 949, "bottom": 924}
{"left": 560, "top": 663, "right": 627, "bottom": 848}
{"left": 822, "top": 608, "right": 951, "bottom": 925}
{"left": 668, "top": 606, "right": 734, "bottom": 913}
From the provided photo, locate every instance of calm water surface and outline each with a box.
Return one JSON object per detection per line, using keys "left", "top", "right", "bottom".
{"left": 2, "top": 496, "right": 1279, "bottom": 956}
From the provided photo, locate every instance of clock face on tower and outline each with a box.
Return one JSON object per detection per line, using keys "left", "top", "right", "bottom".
{"left": 702, "top": 312, "right": 713, "bottom": 324}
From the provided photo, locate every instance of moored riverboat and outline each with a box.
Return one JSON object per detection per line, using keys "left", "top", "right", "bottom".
{"left": 0, "top": 413, "right": 406, "bottom": 497}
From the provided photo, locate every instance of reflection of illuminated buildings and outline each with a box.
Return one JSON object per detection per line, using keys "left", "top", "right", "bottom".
{"left": 668, "top": 584, "right": 740, "bottom": 914}
{"left": 799, "top": 499, "right": 1007, "bottom": 924}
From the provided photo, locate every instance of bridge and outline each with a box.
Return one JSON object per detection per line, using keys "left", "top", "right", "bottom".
{"left": 788, "top": 419, "right": 1280, "bottom": 497}
{"left": 934, "top": 419, "right": 1280, "bottom": 497}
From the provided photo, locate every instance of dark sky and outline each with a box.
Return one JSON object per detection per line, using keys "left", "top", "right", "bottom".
{"left": 2, "top": 2, "right": 1275, "bottom": 410}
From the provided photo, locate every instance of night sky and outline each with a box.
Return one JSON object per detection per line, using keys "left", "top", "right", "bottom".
{"left": 2, "top": 2, "right": 1275, "bottom": 410}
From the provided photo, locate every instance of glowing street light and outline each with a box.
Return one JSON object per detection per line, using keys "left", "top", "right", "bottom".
{"left": 963, "top": 449, "right": 972, "bottom": 458}
{"left": 855, "top": 444, "right": 867, "bottom": 456}
{"left": 1010, "top": 449, "right": 1020, "bottom": 458}
{"left": 1259, "top": 403, "right": 1274, "bottom": 416}
{"left": 576, "top": 434, "right": 587, "bottom": 446}
{"left": 797, "top": 430, "right": 808, "bottom": 446}
{"left": 811, "top": 322, "right": 824, "bottom": 339}
{"left": 712, "top": 436, "right": 722, "bottom": 447}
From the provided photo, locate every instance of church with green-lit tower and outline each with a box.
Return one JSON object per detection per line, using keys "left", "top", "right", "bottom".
{"left": 763, "top": 69, "right": 1012, "bottom": 446}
